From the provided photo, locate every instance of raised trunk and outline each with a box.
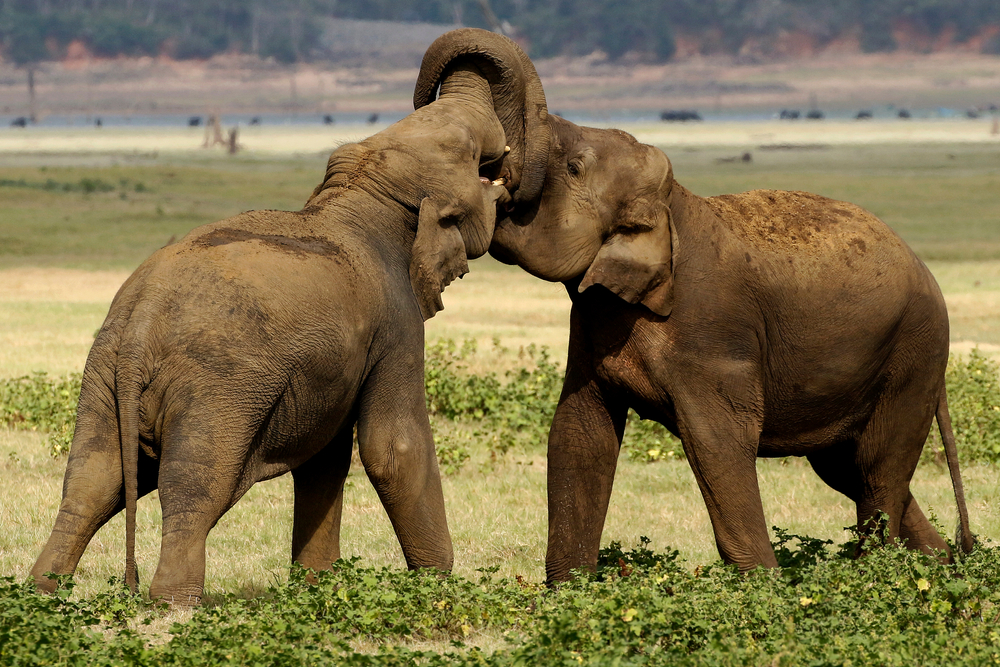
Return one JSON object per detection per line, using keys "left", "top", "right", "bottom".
{"left": 413, "top": 28, "right": 550, "bottom": 205}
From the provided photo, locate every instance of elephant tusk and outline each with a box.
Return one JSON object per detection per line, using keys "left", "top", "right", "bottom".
{"left": 504, "top": 145, "right": 511, "bottom": 153}
{"left": 491, "top": 177, "right": 507, "bottom": 186}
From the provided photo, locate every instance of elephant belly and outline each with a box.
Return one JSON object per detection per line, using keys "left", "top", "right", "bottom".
{"left": 254, "top": 373, "right": 361, "bottom": 475}
{"left": 592, "top": 319, "right": 895, "bottom": 458}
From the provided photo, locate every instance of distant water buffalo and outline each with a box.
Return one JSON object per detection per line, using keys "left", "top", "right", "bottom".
{"left": 660, "top": 109, "right": 702, "bottom": 122}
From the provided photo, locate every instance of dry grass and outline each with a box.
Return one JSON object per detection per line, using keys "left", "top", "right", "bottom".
{"left": 1, "top": 259, "right": 996, "bottom": 378}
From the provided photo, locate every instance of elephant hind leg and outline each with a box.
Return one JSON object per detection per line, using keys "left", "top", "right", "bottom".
{"left": 807, "top": 444, "right": 903, "bottom": 554}
{"left": 808, "top": 392, "right": 946, "bottom": 558}
{"left": 32, "top": 416, "right": 159, "bottom": 593}
{"left": 291, "top": 426, "right": 354, "bottom": 575}
{"left": 150, "top": 425, "right": 251, "bottom": 607}
{"left": 899, "top": 492, "right": 951, "bottom": 561}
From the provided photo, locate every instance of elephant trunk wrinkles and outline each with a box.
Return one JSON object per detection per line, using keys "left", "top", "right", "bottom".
{"left": 437, "top": 64, "right": 494, "bottom": 112}
{"left": 414, "top": 28, "right": 550, "bottom": 205}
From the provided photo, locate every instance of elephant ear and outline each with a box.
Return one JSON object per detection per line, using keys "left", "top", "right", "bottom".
{"left": 578, "top": 198, "right": 674, "bottom": 317}
{"left": 410, "top": 197, "right": 471, "bottom": 321}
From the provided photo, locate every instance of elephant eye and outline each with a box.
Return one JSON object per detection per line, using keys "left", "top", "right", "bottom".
{"left": 567, "top": 160, "right": 581, "bottom": 176}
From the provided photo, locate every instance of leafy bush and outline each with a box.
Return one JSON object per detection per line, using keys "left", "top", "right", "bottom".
{"left": 0, "top": 576, "right": 106, "bottom": 665}
{"left": 507, "top": 538, "right": 1000, "bottom": 667}
{"left": 924, "top": 350, "right": 1000, "bottom": 464}
{"left": 4, "top": 536, "right": 1000, "bottom": 665}
{"left": 4, "top": 345, "right": 999, "bottom": 468}
{"left": 424, "top": 338, "right": 563, "bottom": 458}
{"left": 622, "top": 412, "right": 684, "bottom": 463}
{"left": 0, "top": 372, "right": 79, "bottom": 456}
{"left": 433, "top": 429, "right": 472, "bottom": 476}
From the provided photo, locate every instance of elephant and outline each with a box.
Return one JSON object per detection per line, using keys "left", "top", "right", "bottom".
{"left": 31, "top": 28, "right": 549, "bottom": 605}
{"left": 415, "top": 41, "right": 975, "bottom": 580}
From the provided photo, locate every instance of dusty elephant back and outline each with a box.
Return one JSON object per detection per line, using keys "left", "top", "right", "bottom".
{"left": 89, "top": 208, "right": 405, "bottom": 471}
{"left": 705, "top": 189, "right": 906, "bottom": 262}
{"left": 703, "top": 189, "right": 943, "bottom": 308}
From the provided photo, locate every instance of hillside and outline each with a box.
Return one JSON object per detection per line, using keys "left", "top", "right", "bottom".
{"left": 2, "top": 37, "right": 999, "bottom": 122}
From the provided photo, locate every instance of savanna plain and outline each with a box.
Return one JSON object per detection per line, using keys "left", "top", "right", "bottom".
{"left": 1, "top": 120, "right": 1000, "bottom": 665}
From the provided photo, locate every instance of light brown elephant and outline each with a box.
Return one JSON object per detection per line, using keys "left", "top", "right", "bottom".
{"left": 31, "top": 29, "right": 550, "bottom": 605}
{"left": 417, "top": 42, "right": 975, "bottom": 582}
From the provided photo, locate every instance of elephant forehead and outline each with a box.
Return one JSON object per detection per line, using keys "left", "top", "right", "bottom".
{"left": 390, "top": 108, "right": 489, "bottom": 160}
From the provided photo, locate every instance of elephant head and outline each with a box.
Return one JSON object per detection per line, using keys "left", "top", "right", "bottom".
{"left": 414, "top": 27, "right": 551, "bottom": 207}
{"left": 490, "top": 115, "right": 676, "bottom": 316}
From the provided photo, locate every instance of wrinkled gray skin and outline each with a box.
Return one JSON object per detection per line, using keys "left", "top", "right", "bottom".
{"left": 31, "top": 32, "right": 549, "bottom": 605}
{"left": 486, "top": 116, "right": 975, "bottom": 581}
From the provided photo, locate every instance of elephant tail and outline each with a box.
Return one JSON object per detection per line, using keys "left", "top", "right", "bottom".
{"left": 115, "top": 326, "right": 150, "bottom": 594}
{"left": 936, "top": 391, "right": 975, "bottom": 555}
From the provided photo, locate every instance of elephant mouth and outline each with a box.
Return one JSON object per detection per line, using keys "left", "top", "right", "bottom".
{"left": 478, "top": 145, "right": 512, "bottom": 197}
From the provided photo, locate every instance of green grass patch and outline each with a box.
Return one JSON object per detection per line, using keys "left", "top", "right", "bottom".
{"left": 0, "top": 161, "right": 322, "bottom": 270}
{"left": 0, "top": 143, "right": 997, "bottom": 271}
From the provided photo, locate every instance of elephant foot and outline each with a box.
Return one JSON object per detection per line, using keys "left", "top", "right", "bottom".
{"left": 32, "top": 572, "right": 60, "bottom": 595}
{"left": 152, "top": 593, "right": 202, "bottom": 608}
{"left": 149, "top": 579, "right": 205, "bottom": 608}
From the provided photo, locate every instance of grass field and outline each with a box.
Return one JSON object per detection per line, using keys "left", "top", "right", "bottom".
{"left": 0, "top": 123, "right": 999, "bottom": 661}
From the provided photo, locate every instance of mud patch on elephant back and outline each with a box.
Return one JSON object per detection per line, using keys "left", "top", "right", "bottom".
{"left": 195, "top": 227, "right": 343, "bottom": 259}
{"left": 706, "top": 190, "right": 881, "bottom": 257}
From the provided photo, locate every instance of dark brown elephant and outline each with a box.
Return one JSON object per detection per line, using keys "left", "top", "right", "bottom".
{"left": 417, "top": 43, "right": 974, "bottom": 579}
{"left": 31, "top": 29, "right": 549, "bottom": 605}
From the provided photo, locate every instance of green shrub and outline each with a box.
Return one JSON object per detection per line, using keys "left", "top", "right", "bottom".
{"left": 424, "top": 338, "right": 562, "bottom": 456}
{"left": 3, "top": 345, "right": 999, "bottom": 467}
{"left": 0, "top": 576, "right": 106, "bottom": 665}
{"left": 924, "top": 350, "right": 1000, "bottom": 464}
{"left": 433, "top": 429, "right": 472, "bottom": 475}
{"left": 3, "top": 537, "right": 1000, "bottom": 665}
{"left": 0, "top": 372, "right": 80, "bottom": 456}
{"left": 622, "top": 412, "right": 685, "bottom": 463}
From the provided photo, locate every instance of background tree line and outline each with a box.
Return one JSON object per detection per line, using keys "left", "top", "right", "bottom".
{"left": 2, "top": 0, "right": 999, "bottom": 66}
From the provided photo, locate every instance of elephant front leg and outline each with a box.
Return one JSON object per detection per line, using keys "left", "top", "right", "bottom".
{"left": 291, "top": 427, "right": 354, "bottom": 574}
{"left": 545, "top": 369, "right": 627, "bottom": 583}
{"left": 675, "top": 390, "right": 776, "bottom": 571}
{"left": 356, "top": 351, "right": 452, "bottom": 571}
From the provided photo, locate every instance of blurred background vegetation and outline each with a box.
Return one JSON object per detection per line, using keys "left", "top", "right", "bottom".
{"left": 1, "top": 0, "right": 1000, "bottom": 66}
